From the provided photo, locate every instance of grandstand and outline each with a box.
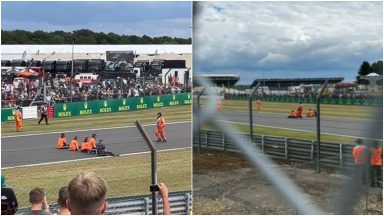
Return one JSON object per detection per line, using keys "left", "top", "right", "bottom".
{"left": 251, "top": 77, "right": 344, "bottom": 90}
{"left": 194, "top": 74, "right": 240, "bottom": 88}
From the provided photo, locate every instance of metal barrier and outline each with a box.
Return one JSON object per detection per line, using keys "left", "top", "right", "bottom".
{"left": 16, "top": 191, "right": 192, "bottom": 215}
{"left": 193, "top": 129, "right": 355, "bottom": 170}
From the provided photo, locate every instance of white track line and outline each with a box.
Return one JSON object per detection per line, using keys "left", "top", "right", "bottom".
{"left": 2, "top": 121, "right": 191, "bottom": 138}
{"left": 220, "top": 120, "right": 383, "bottom": 141}
{"left": 2, "top": 147, "right": 192, "bottom": 169}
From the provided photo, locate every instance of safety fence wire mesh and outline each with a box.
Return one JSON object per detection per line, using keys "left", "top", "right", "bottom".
{"left": 194, "top": 75, "right": 321, "bottom": 214}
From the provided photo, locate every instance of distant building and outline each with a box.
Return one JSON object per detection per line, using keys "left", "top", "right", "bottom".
{"left": 194, "top": 74, "right": 240, "bottom": 88}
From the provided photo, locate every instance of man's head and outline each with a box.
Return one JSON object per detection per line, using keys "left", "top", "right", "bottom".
{"left": 57, "top": 186, "right": 69, "bottom": 209}
{"left": 356, "top": 138, "right": 363, "bottom": 145}
{"left": 29, "top": 187, "right": 45, "bottom": 205}
{"left": 92, "top": 133, "right": 97, "bottom": 138}
{"left": 157, "top": 112, "right": 162, "bottom": 118}
{"left": 67, "top": 172, "right": 108, "bottom": 215}
{"left": 61, "top": 133, "right": 65, "bottom": 138}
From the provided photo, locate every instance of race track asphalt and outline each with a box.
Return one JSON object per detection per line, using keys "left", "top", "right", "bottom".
{"left": 1, "top": 122, "right": 191, "bottom": 167}
{"left": 218, "top": 111, "right": 383, "bottom": 140}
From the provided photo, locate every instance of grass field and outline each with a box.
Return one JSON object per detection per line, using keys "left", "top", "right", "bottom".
{"left": 201, "top": 99, "right": 380, "bottom": 120}
{"left": 199, "top": 99, "right": 382, "bottom": 143}
{"left": 2, "top": 148, "right": 192, "bottom": 208}
{"left": 2, "top": 105, "right": 191, "bottom": 136}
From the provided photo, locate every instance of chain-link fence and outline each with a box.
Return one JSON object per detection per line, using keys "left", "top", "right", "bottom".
{"left": 193, "top": 74, "right": 383, "bottom": 214}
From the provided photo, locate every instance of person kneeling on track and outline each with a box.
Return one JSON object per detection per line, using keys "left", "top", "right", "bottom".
{"left": 94, "top": 140, "right": 119, "bottom": 157}
{"left": 288, "top": 110, "right": 297, "bottom": 118}
{"left": 69, "top": 136, "right": 80, "bottom": 151}
{"left": 56, "top": 133, "right": 69, "bottom": 149}
{"left": 80, "top": 137, "right": 94, "bottom": 152}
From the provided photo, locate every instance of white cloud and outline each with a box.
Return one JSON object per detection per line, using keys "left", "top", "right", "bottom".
{"left": 194, "top": 1, "right": 383, "bottom": 82}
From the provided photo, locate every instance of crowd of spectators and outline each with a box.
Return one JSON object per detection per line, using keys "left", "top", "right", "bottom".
{"left": 1, "top": 74, "right": 192, "bottom": 108}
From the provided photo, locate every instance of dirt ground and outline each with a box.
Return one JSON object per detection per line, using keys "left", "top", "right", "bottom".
{"left": 193, "top": 149, "right": 383, "bottom": 215}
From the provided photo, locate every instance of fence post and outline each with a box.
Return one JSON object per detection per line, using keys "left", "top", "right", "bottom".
{"left": 186, "top": 192, "right": 192, "bottom": 214}
{"left": 311, "top": 141, "right": 314, "bottom": 161}
{"left": 223, "top": 132, "right": 226, "bottom": 151}
{"left": 340, "top": 144, "right": 343, "bottom": 168}
{"left": 285, "top": 137, "right": 288, "bottom": 160}
{"left": 205, "top": 131, "right": 208, "bottom": 148}
{"left": 262, "top": 135, "right": 265, "bottom": 152}
{"left": 144, "top": 197, "right": 149, "bottom": 215}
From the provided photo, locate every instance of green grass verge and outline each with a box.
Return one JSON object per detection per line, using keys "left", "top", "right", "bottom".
{"left": 201, "top": 99, "right": 380, "bottom": 120}
{"left": 2, "top": 105, "right": 191, "bottom": 136}
{"left": 203, "top": 123, "right": 356, "bottom": 144}
{"left": 2, "top": 148, "right": 192, "bottom": 208}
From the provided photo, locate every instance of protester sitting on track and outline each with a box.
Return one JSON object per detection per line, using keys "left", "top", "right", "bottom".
{"left": 57, "top": 186, "right": 70, "bottom": 215}
{"left": 80, "top": 137, "right": 94, "bottom": 152}
{"left": 69, "top": 136, "right": 79, "bottom": 151}
{"left": 306, "top": 109, "right": 315, "bottom": 118}
{"left": 15, "top": 187, "right": 51, "bottom": 215}
{"left": 288, "top": 110, "right": 297, "bottom": 118}
{"left": 56, "top": 133, "right": 68, "bottom": 149}
{"left": 1, "top": 175, "right": 19, "bottom": 215}
{"left": 89, "top": 134, "right": 97, "bottom": 149}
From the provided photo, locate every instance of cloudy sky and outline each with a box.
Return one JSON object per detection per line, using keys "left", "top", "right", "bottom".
{"left": 193, "top": 1, "right": 383, "bottom": 83}
{"left": 1, "top": 1, "right": 192, "bottom": 38}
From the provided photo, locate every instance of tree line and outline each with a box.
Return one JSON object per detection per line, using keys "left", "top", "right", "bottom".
{"left": 1, "top": 29, "right": 191, "bottom": 44}
{"left": 357, "top": 60, "right": 383, "bottom": 76}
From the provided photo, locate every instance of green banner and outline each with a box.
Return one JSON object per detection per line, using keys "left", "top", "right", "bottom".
{"left": 229, "top": 95, "right": 380, "bottom": 106}
{"left": 1, "top": 108, "right": 15, "bottom": 122}
{"left": 54, "top": 93, "right": 192, "bottom": 118}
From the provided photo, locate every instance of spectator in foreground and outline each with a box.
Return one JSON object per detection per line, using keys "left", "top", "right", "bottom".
{"left": 16, "top": 187, "right": 51, "bottom": 215}
{"left": 67, "top": 172, "right": 171, "bottom": 215}
{"left": 57, "top": 186, "right": 70, "bottom": 215}
{"left": 66, "top": 172, "right": 108, "bottom": 215}
{"left": 1, "top": 175, "right": 19, "bottom": 215}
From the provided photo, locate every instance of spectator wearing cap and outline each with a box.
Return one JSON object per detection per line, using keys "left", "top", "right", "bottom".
{"left": 1, "top": 175, "right": 19, "bottom": 215}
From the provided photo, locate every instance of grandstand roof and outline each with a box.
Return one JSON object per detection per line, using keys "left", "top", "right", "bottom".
{"left": 195, "top": 74, "right": 240, "bottom": 87}
{"left": 251, "top": 77, "right": 344, "bottom": 87}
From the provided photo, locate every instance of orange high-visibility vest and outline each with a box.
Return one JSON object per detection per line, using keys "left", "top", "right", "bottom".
{"left": 352, "top": 145, "right": 366, "bottom": 165}
{"left": 56, "top": 137, "right": 67, "bottom": 149}
{"left": 370, "top": 147, "right": 382, "bottom": 166}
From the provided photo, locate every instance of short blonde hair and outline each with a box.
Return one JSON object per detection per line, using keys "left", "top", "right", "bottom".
{"left": 67, "top": 172, "right": 107, "bottom": 214}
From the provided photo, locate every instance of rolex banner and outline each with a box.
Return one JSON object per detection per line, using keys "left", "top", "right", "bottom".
{"left": 54, "top": 93, "right": 192, "bottom": 118}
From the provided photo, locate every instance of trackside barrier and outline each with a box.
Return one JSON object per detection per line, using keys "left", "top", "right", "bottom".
{"left": 193, "top": 129, "right": 359, "bottom": 170}
{"left": 54, "top": 93, "right": 192, "bottom": 118}
{"left": 225, "top": 94, "right": 381, "bottom": 106}
{"left": 16, "top": 191, "right": 192, "bottom": 215}
{"left": 1, "top": 93, "right": 192, "bottom": 121}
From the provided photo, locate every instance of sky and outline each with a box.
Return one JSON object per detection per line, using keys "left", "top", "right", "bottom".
{"left": 1, "top": 1, "right": 192, "bottom": 38}
{"left": 193, "top": 1, "right": 383, "bottom": 84}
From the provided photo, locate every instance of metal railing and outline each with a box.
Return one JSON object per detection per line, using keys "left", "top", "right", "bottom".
{"left": 193, "top": 129, "right": 356, "bottom": 170}
{"left": 16, "top": 191, "right": 192, "bottom": 215}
